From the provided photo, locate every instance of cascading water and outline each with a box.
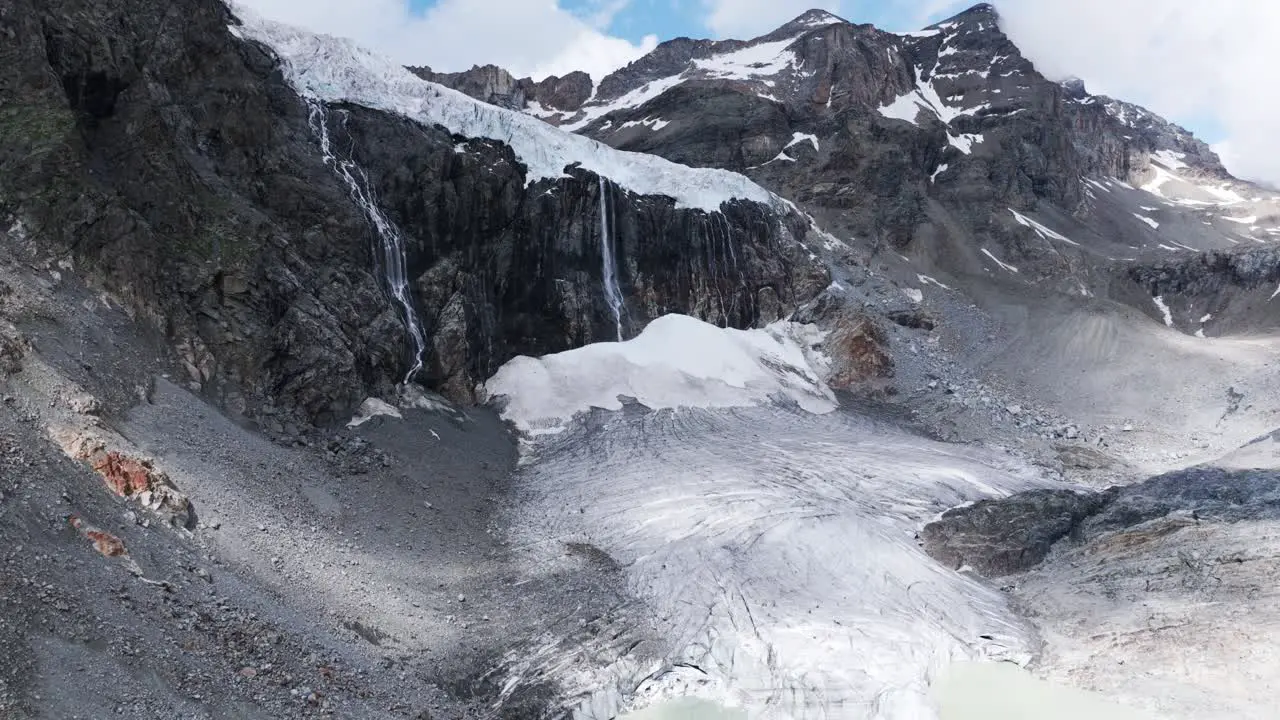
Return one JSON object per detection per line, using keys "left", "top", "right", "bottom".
{"left": 307, "top": 101, "right": 427, "bottom": 383}
{"left": 598, "top": 177, "right": 626, "bottom": 341}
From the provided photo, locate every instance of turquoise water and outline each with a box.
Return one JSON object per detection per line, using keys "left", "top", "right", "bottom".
{"left": 617, "top": 698, "right": 747, "bottom": 720}
{"left": 934, "top": 662, "right": 1161, "bottom": 719}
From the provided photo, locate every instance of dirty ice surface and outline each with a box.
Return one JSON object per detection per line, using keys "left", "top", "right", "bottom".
{"left": 489, "top": 314, "right": 1059, "bottom": 719}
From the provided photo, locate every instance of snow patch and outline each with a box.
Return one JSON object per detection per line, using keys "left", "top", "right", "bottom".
{"left": 948, "top": 133, "right": 983, "bottom": 154}
{"left": 1152, "top": 296, "right": 1174, "bottom": 327}
{"left": 878, "top": 66, "right": 975, "bottom": 127}
{"left": 1204, "top": 184, "right": 1246, "bottom": 205}
{"left": 1223, "top": 215, "right": 1258, "bottom": 225}
{"left": 931, "top": 163, "right": 949, "bottom": 183}
{"left": 879, "top": 91, "right": 926, "bottom": 125}
{"left": 1009, "top": 209, "right": 1079, "bottom": 246}
{"left": 1132, "top": 213, "right": 1160, "bottom": 229}
{"left": 918, "top": 274, "right": 953, "bottom": 291}
{"left": 980, "top": 248, "right": 1019, "bottom": 274}
{"left": 903, "top": 288, "right": 924, "bottom": 304}
{"left": 485, "top": 314, "right": 836, "bottom": 435}
{"left": 346, "top": 398, "right": 403, "bottom": 428}
{"left": 1084, "top": 178, "right": 1112, "bottom": 193}
{"left": 563, "top": 74, "right": 686, "bottom": 132}
{"left": 792, "top": 10, "right": 845, "bottom": 29}
{"left": 785, "top": 132, "right": 819, "bottom": 151}
{"left": 619, "top": 117, "right": 671, "bottom": 132}
{"left": 1152, "top": 149, "right": 1187, "bottom": 170}
{"left": 694, "top": 37, "right": 799, "bottom": 80}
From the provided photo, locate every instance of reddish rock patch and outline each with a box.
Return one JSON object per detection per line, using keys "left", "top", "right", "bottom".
{"left": 91, "top": 451, "right": 159, "bottom": 497}
{"left": 827, "top": 315, "right": 894, "bottom": 389}
{"left": 62, "top": 439, "right": 194, "bottom": 528}
{"left": 69, "top": 515, "right": 127, "bottom": 557}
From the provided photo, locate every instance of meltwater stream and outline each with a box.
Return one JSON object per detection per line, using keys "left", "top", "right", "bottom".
{"left": 599, "top": 177, "right": 626, "bottom": 342}
{"left": 307, "top": 101, "right": 428, "bottom": 381}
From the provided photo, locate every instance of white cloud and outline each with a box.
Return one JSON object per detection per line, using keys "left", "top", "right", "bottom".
{"left": 234, "top": 0, "right": 657, "bottom": 80}
{"left": 996, "top": 0, "right": 1280, "bottom": 185}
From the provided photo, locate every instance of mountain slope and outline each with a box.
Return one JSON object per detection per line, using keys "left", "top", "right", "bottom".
{"left": 432, "top": 4, "right": 1279, "bottom": 299}
{"left": 4, "top": 3, "right": 1280, "bottom": 720}
{"left": 1, "top": 0, "right": 830, "bottom": 425}
{"left": 465, "top": 3, "right": 1280, "bottom": 441}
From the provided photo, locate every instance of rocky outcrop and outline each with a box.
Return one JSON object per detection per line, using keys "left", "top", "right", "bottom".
{"left": 921, "top": 489, "right": 1108, "bottom": 576}
{"left": 548, "top": 3, "right": 1265, "bottom": 300}
{"left": 68, "top": 515, "right": 127, "bottom": 557}
{"left": 0, "top": 331, "right": 23, "bottom": 376}
{"left": 408, "top": 65, "right": 593, "bottom": 114}
{"left": 1126, "top": 247, "right": 1280, "bottom": 334}
{"left": 923, "top": 467, "right": 1280, "bottom": 579}
{"left": 88, "top": 451, "right": 192, "bottom": 528}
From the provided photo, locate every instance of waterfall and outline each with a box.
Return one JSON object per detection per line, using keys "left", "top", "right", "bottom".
{"left": 307, "top": 101, "right": 427, "bottom": 383}
{"left": 599, "top": 177, "right": 625, "bottom": 341}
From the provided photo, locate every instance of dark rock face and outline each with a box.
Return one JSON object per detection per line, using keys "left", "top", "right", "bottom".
{"left": 408, "top": 64, "right": 531, "bottom": 110}
{"left": 408, "top": 65, "right": 593, "bottom": 114}
{"left": 550, "top": 3, "right": 1273, "bottom": 304}
{"left": 322, "top": 104, "right": 824, "bottom": 398}
{"left": 923, "top": 468, "right": 1280, "bottom": 578}
{"left": 394, "top": 5, "right": 1279, "bottom": 323}
{"left": 1126, "top": 247, "right": 1280, "bottom": 334}
{"left": 1082, "top": 468, "right": 1280, "bottom": 534}
{"left": 1, "top": 0, "right": 393, "bottom": 423}
{"left": 1, "top": 0, "right": 822, "bottom": 422}
{"left": 534, "top": 71, "right": 593, "bottom": 111}
{"left": 921, "top": 489, "right": 1107, "bottom": 576}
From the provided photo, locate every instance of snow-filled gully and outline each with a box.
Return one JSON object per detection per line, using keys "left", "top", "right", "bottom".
{"left": 486, "top": 316, "right": 1057, "bottom": 719}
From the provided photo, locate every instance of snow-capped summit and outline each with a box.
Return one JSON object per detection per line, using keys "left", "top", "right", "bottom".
{"left": 771, "top": 8, "right": 850, "bottom": 35}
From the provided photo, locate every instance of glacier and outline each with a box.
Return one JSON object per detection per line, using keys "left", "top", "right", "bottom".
{"left": 488, "top": 314, "right": 1061, "bottom": 719}
{"left": 226, "top": 3, "right": 790, "bottom": 214}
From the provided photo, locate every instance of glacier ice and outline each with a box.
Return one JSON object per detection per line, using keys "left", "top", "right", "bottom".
{"left": 226, "top": 3, "right": 791, "bottom": 214}
{"left": 489, "top": 314, "right": 1058, "bottom": 719}
{"left": 484, "top": 314, "right": 836, "bottom": 435}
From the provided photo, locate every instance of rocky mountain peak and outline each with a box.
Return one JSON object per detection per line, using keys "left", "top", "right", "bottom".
{"left": 1060, "top": 76, "right": 1089, "bottom": 100}
{"left": 930, "top": 2, "right": 999, "bottom": 28}
{"left": 408, "top": 64, "right": 593, "bottom": 113}
{"left": 770, "top": 8, "right": 850, "bottom": 37}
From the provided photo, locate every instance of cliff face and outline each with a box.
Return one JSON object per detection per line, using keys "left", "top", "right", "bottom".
{"left": 0, "top": 0, "right": 824, "bottom": 426}
{"left": 319, "top": 104, "right": 825, "bottom": 400}
{"left": 407, "top": 64, "right": 593, "bottom": 114}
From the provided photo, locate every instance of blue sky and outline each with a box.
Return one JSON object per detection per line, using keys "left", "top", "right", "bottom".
{"left": 405, "top": 0, "right": 965, "bottom": 43}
